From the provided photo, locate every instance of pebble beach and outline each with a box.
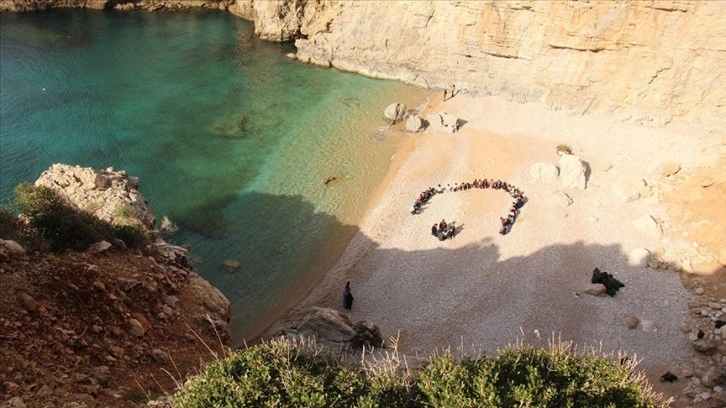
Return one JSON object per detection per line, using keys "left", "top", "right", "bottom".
{"left": 268, "top": 90, "right": 725, "bottom": 386}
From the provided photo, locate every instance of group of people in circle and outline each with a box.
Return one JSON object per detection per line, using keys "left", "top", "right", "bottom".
{"left": 431, "top": 219, "right": 456, "bottom": 241}
{"left": 411, "top": 178, "right": 527, "bottom": 236}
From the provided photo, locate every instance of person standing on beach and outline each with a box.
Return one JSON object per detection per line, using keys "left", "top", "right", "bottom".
{"left": 343, "top": 281, "right": 354, "bottom": 310}
{"left": 443, "top": 89, "right": 448, "bottom": 101}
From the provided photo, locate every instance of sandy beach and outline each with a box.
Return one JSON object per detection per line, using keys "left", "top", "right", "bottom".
{"left": 266, "top": 91, "right": 725, "bottom": 396}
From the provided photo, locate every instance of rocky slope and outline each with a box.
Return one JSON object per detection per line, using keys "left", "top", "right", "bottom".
{"left": 1, "top": 165, "right": 231, "bottom": 407}
{"left": 234, "top": 0, "right": 725, "bottom": 130}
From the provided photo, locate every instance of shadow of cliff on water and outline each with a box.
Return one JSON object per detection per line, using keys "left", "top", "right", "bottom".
{"left": 166, "top": 191, "right": 360, "bottom": 344}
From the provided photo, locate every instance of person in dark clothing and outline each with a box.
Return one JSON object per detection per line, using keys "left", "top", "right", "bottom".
{"left": 431, "top": 224, "right": 438, "bottom": 237}
{"left": 445, "top": 224, "right": 455, "bottom": 240}
{"left": 343, "top": 281, "right": 354, "bottom": 310}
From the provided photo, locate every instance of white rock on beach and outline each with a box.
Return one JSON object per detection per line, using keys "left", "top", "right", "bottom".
{"left": 405, "top": 114, "right": 426, "bottom": 133}
{"left": 648, "top": 160, "right": 681, "bottom": 177}
{"left": 384, "top": 102, "right": 407, "bottom": 123}
{"left": 641, "top": 320, "right": 657, "bottom": 332}
{"left": 628, "top": 248, "right": 651, "bottom": 268}
{"left": 583, "top": 284, "right": 607, "bottom": 297}
{"left": 551, "top": 191, "right": 573, "bottom": 207}
{"left": 612, "top": 176, "right": 645, "bottom": 203}
{"left": 425, "top": 112, "right": 460, "bottom": 133}
{"left": 558, "top": 154, "right": 587, "bottom": 189}
{"left": 632, "top": 215, "right": 663, "bottom": 239}
{"left": 529, "top": 162, "right": 559, "bottom": 183}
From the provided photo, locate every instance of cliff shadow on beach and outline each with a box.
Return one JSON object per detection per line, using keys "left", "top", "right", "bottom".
{"left": 222, "top": 191, "right": 702, "bottom": 366}
{"left": 168, "top": 191, "right": 360, "bottom": 343}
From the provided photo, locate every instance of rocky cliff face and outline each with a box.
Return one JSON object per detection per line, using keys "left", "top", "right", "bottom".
{"left": 35, "top": 164, "right": 157, "bottom": 231}
{"left": 1, "top": 165, "right": 231, "bottom": 406}
{"left": 5, "top": 0, "right": 720, "bottom": 128}
{"left": 236, "top": 0, "right": 725, "bottom": 129}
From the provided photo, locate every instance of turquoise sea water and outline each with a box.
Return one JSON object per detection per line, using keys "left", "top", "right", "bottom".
{"left": 0, "top": 10, "right": 429, "bottom": 343}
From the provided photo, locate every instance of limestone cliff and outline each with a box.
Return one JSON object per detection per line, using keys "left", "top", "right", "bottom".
{"left": 35, "top": 164, "right": 157, "bottom": 231}
{"left": 236, "top": 0, "right": 725, "bottom": 129}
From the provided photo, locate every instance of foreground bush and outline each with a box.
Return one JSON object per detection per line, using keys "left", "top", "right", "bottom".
{"left": 172, "top": 338, "right": 416, "bottom": 408}
{"left": 173, "top": 337, "right": 668, "bottom": 408}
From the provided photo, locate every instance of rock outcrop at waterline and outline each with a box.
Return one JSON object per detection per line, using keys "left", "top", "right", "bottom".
{"left": 235, "top": 0, "right": 725, "bottom": 130}
{"left": 35, "top": 164, "right": 157, "bottom": 231}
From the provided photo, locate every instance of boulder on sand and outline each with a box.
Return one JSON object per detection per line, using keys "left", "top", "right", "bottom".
{"left": 426, "top": 112, "right": 461, "bottom": 133}
{"left": 405, "top": 115, "right": 427, "bottom": 133}
{"left": 632, "top": 215, "right": 662, "bottom": 239}
{"left": 529, "top": 162, "right": 559, "bottom": 183}
{"left": 613, "top": 176, "right": 645, "bottom": 202}
{"left": 281, "top": 307, "right": 383, "bottom": 351}
{"left": 384, "top": 103, "right": 407, "bottom": 124}
{"left": 558, "top": 154, "right": 587, "bottom": 189}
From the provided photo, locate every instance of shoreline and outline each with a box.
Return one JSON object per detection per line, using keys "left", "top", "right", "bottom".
{"left": 257, "top": 91, "right": 565, "bottom": 339}
{"left": 246, "top": 89, "right": 438, "bottom": 345}
{"left": 262, "top": 90, "right": 724, "bottom": 395}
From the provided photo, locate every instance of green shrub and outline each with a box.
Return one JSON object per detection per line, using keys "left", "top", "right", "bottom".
{"left": 12, "top": 183, "right": 150, "bottom": 251}
{"left": 114, "top": 203, "right": 137, "bottom": 219}
{"left": 13, "top": 183, "right": 59, "bottom": 220}
{"left": 112, "top": 224, "right": 150, "bottom": 249}
{"left": 482, "top": 346, "right": 655, "bottom": 408}
{"left": 556, "top": 144, "right": 573, "bottom": 155}
{"left": 173, "top": 338, "right": 667, "bottom": 408}
{"left": 173, "top": 338, "right": 383, "bottom": 408}
{"left": 0, "top": 204, "right": 20, "bottom": 239}
{"left": 14, "top": 183, "right": 100, "bottom": 250}
{"left": 418, "top": 355, "right": 498, "bottom": 407}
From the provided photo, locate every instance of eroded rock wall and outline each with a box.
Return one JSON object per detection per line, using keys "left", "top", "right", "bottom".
{"left": 238, "top": 0, "right": 725, "bottom": 129}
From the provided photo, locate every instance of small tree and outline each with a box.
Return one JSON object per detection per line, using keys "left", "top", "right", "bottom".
{"left": 556, "top": 144, "right": 573, "bottom": 155}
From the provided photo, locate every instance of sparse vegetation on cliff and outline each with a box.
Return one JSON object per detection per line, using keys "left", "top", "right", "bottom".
{"left": 173, "top": 337, "right": 668, "bottom": 408}
{"left": 7, "top": 183, "right": 151, "bottom": 251}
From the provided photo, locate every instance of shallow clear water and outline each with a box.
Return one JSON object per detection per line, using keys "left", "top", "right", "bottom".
{"left": 0, "top": 9, "right": 429, "bottom": 342}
